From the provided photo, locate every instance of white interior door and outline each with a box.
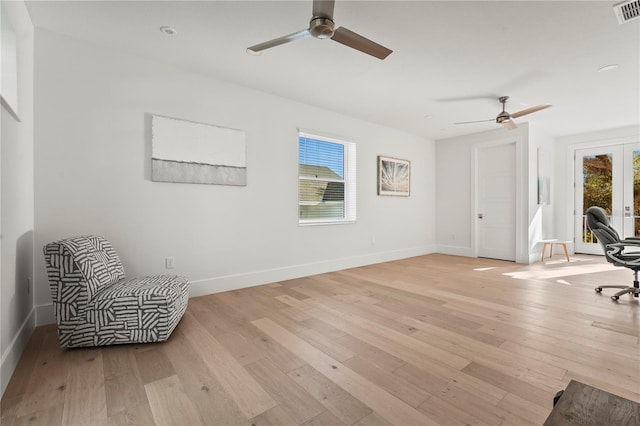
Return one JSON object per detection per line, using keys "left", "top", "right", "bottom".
{"left": 575, "top": 143, "right": 640, "bottom": 254}
{"left": 477, "top": 143, "right": 516, "bottom": 261}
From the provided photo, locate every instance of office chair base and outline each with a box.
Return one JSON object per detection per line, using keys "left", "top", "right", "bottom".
{"left": 595, "top": 281, "right": 640, "bottom": 301}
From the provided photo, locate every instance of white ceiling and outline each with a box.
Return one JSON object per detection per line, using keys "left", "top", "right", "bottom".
{"left": 26, "top": 0, "right": 640, "bottom": 140}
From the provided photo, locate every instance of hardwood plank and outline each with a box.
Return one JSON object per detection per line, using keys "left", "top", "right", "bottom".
{"left": 162, "top": 327, "right": 247, "bottom": 425}
{"left": 252, "top": 317, "right": 440, "bottom": 426}
{"left": 301, "top": 303, "right": 509, "bottom": 406}
{"left": 497, "top": 392, "right": 551, "bottom": 426}
{"left": 214, "top": 331, "right": 265, "bottom": 366}
{"left": 461, "top": 361, "right": 552, "bottom": 408}
{"left": 1, "top": 395, "right": 21, "bottom": 426}
{"left": 107, "top": 403, "right": 155, "bottom": 426}
{"left": 248, "top": 405, "right": 297, "bottom": 426}
{"left": 251, "top": 333, "right": 307, "bottom": 373}
{"left": 180, "top": 311, "right": 277, "bottom": 419}
{"left": 280, "top": 306, "right": 312, "bottom": 322}
{"left": 144, "top": 375, "right": 202, "bottom": 426}
{"left": 16, "top": 328, "right": 68, "bottom": 418}
{"left": 352, "top": 412, "right": 393, "bottom": 426}
{"left": 287, "top": 364, "right": 372, "bottom": 425}
{"left": 103, "top": 349, "right": 148, "bottom": 417}
{"left": 395, "top": 362, "right": 536, "bottom": 425}
{"left": 342, "top": 356, "right": 431, "bottom": 408}
{"left": 499, "top": 340, "right": 639, "bottom": 395}
{"left": 61, "top": 348, "right": 108, "bottom": 426}
{"left": 133, "top": 347, "right": 175, "bottom": 385}
{"left": 246, "top": 358, "right": 325, "bottom": 424}
{"left": 300, "top": 410, "right": 345, "bottom": 426}
{"left": 417, "top": 395, "right": 492, "bottom": 426}
{"left": 14, "top": 404, "right": 63, "bottom": 426}
{"left": 304, "top": 300, "right": 470, "bottom": 370}
{"left": 2, "top": 325, "right": 50, "bottom": 400}
{"left": 333, "top": 334, "right": 406, "bottom": 373}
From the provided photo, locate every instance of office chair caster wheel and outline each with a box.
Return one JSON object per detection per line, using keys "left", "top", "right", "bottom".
{"left": 595, "top": 287, "right": 603, "bottom": 293}
{"left": 611, "top": 295, "right": 619, "bottom": 301}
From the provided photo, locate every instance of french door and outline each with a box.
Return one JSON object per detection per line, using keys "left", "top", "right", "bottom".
{"left": 574, "top": 142, "right": 640, "bottom": 254}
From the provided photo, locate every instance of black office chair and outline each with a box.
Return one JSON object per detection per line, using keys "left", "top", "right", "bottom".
{"left": 585, "top": 206, "right": 640, "bottom": 301}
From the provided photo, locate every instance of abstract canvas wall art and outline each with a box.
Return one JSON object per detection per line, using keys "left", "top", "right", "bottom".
{"left": 151, "top": 115, "right": 246, "bottom": 186}
{"left": 377, "top": 156, "right": 410, "bottom": 196}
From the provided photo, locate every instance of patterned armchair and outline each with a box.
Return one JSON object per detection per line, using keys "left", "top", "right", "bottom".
{"left": 43, "top": 235, "right": 189, "bottom": 348}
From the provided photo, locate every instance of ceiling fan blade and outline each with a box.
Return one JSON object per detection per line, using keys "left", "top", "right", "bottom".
{"left": 454, "top": 119, "right": 494, "bottom": 125}
{"left": 312, "top": 0, "right": 335, "bottom": 19}
{"left": 331, "top": 27, "right": 392, "bottom": 59}
{"left": 501, "top": 119, "right": 518, "bottom": 130}
{"left": 511, "top": 104, "right": 551, "bottom": 119}
{"left": 247, "top": 29, "right": 310, "bottom": 54}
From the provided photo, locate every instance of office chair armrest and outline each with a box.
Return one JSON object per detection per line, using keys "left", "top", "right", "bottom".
{"left": 613, "top": 239, "right": 640, "bottom": 246}
{"left": 605, "top": 241, "right": 640, "bottom": 267}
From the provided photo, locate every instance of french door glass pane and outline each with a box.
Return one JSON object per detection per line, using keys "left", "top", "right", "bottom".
{"left": 582, "top": 154, "right": 612, "bottom": 243}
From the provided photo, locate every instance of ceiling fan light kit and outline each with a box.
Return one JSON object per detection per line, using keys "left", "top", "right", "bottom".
{"left": 246, "top": 0, "right": 393, "bottom": 60}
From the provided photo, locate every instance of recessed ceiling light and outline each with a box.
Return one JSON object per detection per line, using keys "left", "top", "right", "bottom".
{"left": 598, "top": 64, "right": 619, "bottom": 72}
{"left": 160, "top": 26, "right": 177, "bottom": 36}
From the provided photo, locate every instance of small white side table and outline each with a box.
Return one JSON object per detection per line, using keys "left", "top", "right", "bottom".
{"left": 540, "top": 239, "right": 570, "bottom": 262}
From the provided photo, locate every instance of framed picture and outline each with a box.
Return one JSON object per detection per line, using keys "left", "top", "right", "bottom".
{"left": 377, "top": 156, "right": 410, "bottom": 196}
{"left": 151, "top": 115, "right": 247, "bottom": 186}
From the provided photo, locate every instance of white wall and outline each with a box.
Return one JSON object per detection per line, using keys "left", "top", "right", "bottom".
{"left": 32, "top": 29, "right": 436, "bottom": 320}
{"left": 435, "top": 123, "right": 555, "bottom": 263}
{"left": 1, "top": 0, "right": 35, "bottom": 397}
{"left": 554, "top": 124, "right": 640, "bottom": 245}
{"left": 528, "top": 123, "right": 556, "bottom": 259}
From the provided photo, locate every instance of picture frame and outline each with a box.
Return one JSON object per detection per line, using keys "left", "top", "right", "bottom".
{"left": 377, "top": 156, "right": 410, "bottom": 196}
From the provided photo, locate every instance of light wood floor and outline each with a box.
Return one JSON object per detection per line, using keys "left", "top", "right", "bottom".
{"left": 2, "top": 254, "right": 639, "bottom": 426}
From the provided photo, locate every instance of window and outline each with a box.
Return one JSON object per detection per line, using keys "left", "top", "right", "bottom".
{"left": 298, "top": 131, "right": 356, "bottom": 224}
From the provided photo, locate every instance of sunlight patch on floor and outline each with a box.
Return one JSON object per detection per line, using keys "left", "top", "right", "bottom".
{"left": 473, "top": 267, "right": 497, "bottom": 271}
{"left": 503, "top": 263, "right": 617, "bottom": 280}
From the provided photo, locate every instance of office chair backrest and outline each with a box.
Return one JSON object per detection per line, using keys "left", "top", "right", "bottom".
{"left": 586, "top": 206, "right": 621, "bottom": 262}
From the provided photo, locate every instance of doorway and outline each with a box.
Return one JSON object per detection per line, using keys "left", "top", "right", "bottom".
{"left": 476, "top": 142, "right": 517, "bottom": 261}
{"left": 574, "top": 142, "right": 640, "bottom": 254}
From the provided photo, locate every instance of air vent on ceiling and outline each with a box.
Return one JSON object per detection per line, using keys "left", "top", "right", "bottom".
{"left": 613, "top": 0, "right": 640, "bottom": 24}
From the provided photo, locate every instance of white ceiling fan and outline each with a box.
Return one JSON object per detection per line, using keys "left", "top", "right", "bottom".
{"left": 455, "top": 96, "right": 552, "bottom": 130}
{"left": 246, "top": 0, "right": 392, "bottom": 60}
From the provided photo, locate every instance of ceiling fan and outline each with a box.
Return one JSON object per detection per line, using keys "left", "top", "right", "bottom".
{"left": 246, "top": 0, "right": 392, "bottom": 60}
{"left": 455, "top": 96, "right": 552, "bottom": 130}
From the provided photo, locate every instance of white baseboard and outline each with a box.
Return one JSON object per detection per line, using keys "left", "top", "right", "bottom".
{"left": 189, "top": 245, "right": 435, "bottom": 297}
{"left": 36, "top": 303, "right": 55, "bottom": 326}
{"left": 1, "top": 308, "right": 36, "bottom": 397}
{"left": 436, "top": 244, "right": 475, "bottom": 258}
{"left": 29, "top": 246, "right": 437, "bottom": 325}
